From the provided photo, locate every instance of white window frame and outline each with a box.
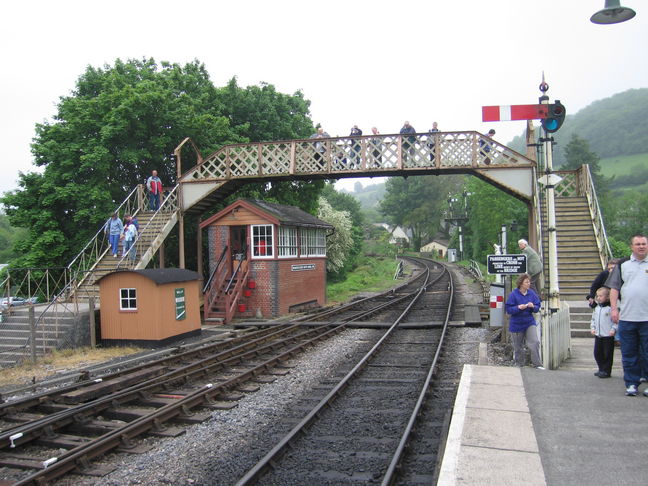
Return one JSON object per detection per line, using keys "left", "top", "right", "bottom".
{"left": 119, "top": 288, "right": 137, "bottom": 310}
{"left": 278, "top": 226, "right": 298, "bottom": 258}
{"left": 299, "top": 228, "right": 327, "bottom": 257}
{"left": 251, "top": 224, "right": 274, "bottom": 259}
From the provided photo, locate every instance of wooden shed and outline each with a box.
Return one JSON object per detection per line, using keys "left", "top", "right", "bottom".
{"left": 200, "top": 199, "right": 333, "bottom": 323}
{"left": 97, "top": 268, "right": 201, "bottom": 346}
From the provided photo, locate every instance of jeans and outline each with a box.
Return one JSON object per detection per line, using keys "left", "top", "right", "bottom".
{"left": 123, "top": 240, "right": 136, "bottom": 261}
{"left": 108, "top": 234, "right": 120, "bottom": 255}
{"left": 618, "top": 320, "right": 648, "bottom": 387}
{"left": 149, "top": 192, "right": 161, "bottom": 211}
{"left": 511, "top": 325, "right": 543, "bottom": 367}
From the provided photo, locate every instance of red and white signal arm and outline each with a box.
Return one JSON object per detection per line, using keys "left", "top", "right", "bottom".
{"left": 482, "top": 104, "right": 550, "bottom": 122}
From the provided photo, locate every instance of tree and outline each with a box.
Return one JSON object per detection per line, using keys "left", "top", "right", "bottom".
{"left": 463, "top": 177, "right": 528, "bottom": 261}
{"left": 2, "top": 59, "right": 323, "bottom": 269}
{"left": 380, "top": 175, "right": 461, "bottom": 251}
{"left": 317, "top": 197, "right": 353, "bottom": 274}
{"left": 321, "top": 184, "right": 364, "bottom": 279}
{"left": 562, "top": 133, "right": 607, "bottom": 194}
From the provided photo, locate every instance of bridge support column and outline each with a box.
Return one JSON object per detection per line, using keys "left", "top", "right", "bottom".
{"left": 197, "top": 224, "right": 203, "bottom": 278}
{"left": 179, "top": 213, "right": 185, "bottom": 269}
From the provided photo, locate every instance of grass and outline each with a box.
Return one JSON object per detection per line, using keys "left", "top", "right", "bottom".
{"left": 327, "top": 255, "right": 400, "bottom": 304}
{"left": 0, "top": 346, "right": 142, "bottom": 388}
{"left": 600, "top": 153, "right": 648, "bottom": 178}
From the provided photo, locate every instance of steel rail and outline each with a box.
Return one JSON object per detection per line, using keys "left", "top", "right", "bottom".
{"left": 0, "top": 325, "right": 292, "bottom": 416}
{"left": 234, "top": 263, "right": 445, "bottom": 485}
{"left": 10, "top": 324, "right": 349, "bottom": 485}
{"left": 0, "top": 324, "right": 324, "bottom": 447}
{"left": 381, "top": 260, "right": 455, "bottom": 485}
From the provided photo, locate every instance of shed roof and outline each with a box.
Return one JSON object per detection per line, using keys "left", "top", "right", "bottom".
{"left": 97, "top": 268, "right": 200, "bottom": 285}
{"left": 200, "top": 198, "right": 334, "bottom": 229}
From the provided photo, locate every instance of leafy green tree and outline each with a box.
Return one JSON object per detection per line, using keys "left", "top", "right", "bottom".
{"left": 604, "top": 190, "right": 648, "bottom": 244}
{"left": 380, "top": 175, "right": 461, "bottom": 251}
{"left": 318, "top": 197, "right": 353, "bottom": 274}
{"left": 463, "top": 177, "right": 529, "bottom": 261}
{"left": 2, "top": 59, "right": 323, "bottom": 269}
{"left": 562, "top": 133, "right": 608, "bottom": 194}
{"left": 0, "top": 213, "right": 28, "bottom": 263}
{"left": 321, "top": 183, "right": 364, "bottom": 279}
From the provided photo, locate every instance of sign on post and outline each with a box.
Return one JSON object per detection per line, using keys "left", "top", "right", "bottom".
{"left": 487, "top": 254, "right": 527, "bottom": 275}
{"left": 175, "top": 288, "right": 186, "bottom": 321}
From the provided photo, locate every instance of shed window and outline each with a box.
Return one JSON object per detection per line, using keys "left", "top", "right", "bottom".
{"left": 252, "top": 224, "right": 274, "bottom": 258}
{"left": 120, "top": 288, "right": 137, "bottom": 310}
{"left": 278, "top": 226, "right": 297, "bottom": 258}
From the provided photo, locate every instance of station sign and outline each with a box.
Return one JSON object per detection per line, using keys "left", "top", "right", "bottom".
{"left": 175, "top": 288, "right": 186, "bottom": 320}
{"left": 487, "top": 254, "right": 527, "bottom": 275}
{"left": 291, "top": 264, "right": 315, "bottom": 272}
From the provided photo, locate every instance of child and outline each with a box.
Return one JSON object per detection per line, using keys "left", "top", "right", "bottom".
{"left": 590, "top": 287, "right": 617, "bottom": 378}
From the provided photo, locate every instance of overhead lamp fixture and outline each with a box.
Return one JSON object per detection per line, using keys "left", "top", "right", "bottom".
{"left": 591, "top": 0, "right": 636, "bottom": 24}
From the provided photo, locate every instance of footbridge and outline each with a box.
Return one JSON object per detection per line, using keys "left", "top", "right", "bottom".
{"left": 177, "top": 130, "right": 538, "bottom": 215}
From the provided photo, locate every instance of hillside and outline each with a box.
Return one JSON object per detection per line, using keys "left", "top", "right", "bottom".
{"left": 508, "top": 88, "right": 648, "bottom": 167}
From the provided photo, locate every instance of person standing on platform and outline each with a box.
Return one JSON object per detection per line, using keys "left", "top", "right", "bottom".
{"left": 590, "top": 287, "right": 617, "bottom": 378}
{"left": 518, "top": 239, "right": 544, "bottom": 294}
{"left": 104, "top": 213, "right": 124, "bottom": 258}
{"left": 146, "top": 170, "right": 163, "bottom": 211}
{"left": 587, "top": 259, "right": 618, "bottom": 308}
{"left": 400, "top": 121, "right": 416, "bottom": 164}
{"left": 606, "top": 234, "right": 648, "bottom": 396}
{"left": 506, "top": 273, "right": 544, "bottom": 370}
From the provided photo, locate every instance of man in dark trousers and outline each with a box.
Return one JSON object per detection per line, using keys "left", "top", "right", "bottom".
{"left": 146, "top": 170, "right": 163, "bottom": 211}
{"left": 606, "top": 234, "right": 648, "bottom": 396}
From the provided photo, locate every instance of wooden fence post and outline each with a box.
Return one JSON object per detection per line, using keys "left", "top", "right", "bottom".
{"left": 89, "top": 297, "right": 96, "bottom": 348}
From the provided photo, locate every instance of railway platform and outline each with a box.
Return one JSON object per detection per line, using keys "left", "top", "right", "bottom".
{"left": 439, "top": 339, "right": 647, "bottom": 486}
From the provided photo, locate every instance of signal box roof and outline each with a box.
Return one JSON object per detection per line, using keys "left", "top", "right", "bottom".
{"left": 199, "top": 199, "right": 334, "bottom": 230}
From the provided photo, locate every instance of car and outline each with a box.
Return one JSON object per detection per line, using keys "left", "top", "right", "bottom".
{"left": 1, "top": 297, "right": 27, "bottom": 307}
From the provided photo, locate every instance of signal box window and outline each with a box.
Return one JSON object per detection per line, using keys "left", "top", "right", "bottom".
{"left": 252, "top": 225, "right": 274, "bottom": 258}
{"left": 120, "top": 288, "right": 137, "bottom": 310}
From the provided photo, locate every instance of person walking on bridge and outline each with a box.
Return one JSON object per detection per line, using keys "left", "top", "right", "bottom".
{"left": 606, "top": 234, "right": 648, "bottom": 396}
{"left": 400, "top": 121, "right": 416, "bottom": 164}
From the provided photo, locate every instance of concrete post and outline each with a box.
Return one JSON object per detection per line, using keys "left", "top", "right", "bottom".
{"left": 29, "top": 306, "right": 36, "bottom": 364}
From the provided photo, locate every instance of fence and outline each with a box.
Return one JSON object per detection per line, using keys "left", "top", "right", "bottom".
{"left": 543, "top": 302, "right": 571, "bottom": 370}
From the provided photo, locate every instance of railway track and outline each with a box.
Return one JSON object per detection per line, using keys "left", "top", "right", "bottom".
{"left": 236, "top": 258, "right": 456, "bottom": 485}
{"left": 0, "top": 258, "right": 443, "bottom": 485}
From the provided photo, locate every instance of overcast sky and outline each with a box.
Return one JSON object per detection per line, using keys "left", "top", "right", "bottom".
{"left": 1, "top": 0, "right": 646, "bottom": 196}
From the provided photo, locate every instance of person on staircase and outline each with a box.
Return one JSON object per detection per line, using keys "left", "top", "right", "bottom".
{"left": 104, "top": 213, "right": 124, "bottom": 258}
{"left": 122, "top": 217, "right": 138, "bottom": 261}
{"left": 518, "top": 239, "right": 544, "bottom": 294}
{"left": 587, "top": 259, "right": 618, "bottom": 308}
{"left": 146, "top": 170, "right": 163, "bottom": 211}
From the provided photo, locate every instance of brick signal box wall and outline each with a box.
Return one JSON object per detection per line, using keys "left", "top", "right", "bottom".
{"left": 207, "top": 223, "right": 327, "bottom": 320}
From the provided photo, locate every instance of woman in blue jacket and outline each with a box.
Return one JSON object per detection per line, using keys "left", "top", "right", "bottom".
{"left": 506, "top": 273, "right": 544, "bottom": 369}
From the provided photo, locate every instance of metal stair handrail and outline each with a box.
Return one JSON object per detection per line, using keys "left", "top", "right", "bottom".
{"left": 203, "top": 246, "right": 229, "bottom": 293}
{"left": 580, "top": 164, "right": 612, "bottom": 267}
{"left": 67, "top": 185, "right": 146, "bottom": 291}
{"left": 116, "top": 184, "right": 180, "bottom": 270}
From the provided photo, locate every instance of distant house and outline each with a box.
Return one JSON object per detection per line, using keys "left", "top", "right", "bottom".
{"left": 420, "top": 238, "right": 449, "bottom": 258}
{"left": 374, "top": 223, "right": 412, "bottom": 246}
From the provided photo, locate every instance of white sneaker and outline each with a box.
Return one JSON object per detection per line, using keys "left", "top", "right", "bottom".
{"left": 626, "top": 385, "right": 638, "bottom": 396}
{"left": 113, "top": 253, "right": 117, "bottom": 257}
{"left": 535, "top": 366, "right": 546, "bottom": 371}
